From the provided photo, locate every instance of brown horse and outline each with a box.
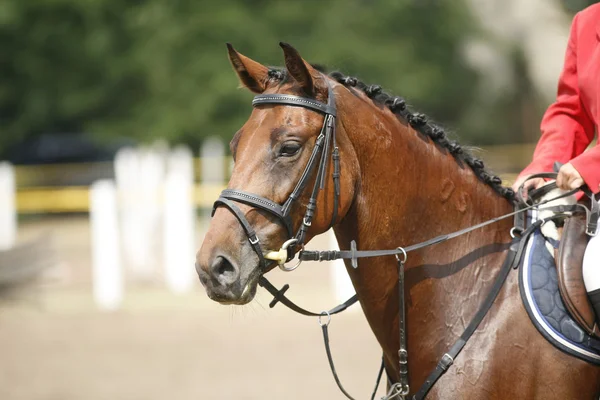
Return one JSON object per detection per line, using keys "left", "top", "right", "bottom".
{"left": 196, "top": 43, "right": 600, "bottom": 399}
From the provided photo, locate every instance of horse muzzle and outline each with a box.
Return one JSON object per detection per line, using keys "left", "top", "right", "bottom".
{"left": 195, "top": 254, "right": 259, "bottom": 305}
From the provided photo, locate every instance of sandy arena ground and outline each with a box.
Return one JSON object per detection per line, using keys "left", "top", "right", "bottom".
{"left": 0, "top": 217, "right": 387, "bottom": 400}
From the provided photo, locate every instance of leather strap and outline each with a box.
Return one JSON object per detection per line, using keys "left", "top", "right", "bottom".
{"left": 326, "top": 84, "right": 340, "bottom": 230}
{"left": 318, "top": 117, "right": 332, "bottom": 191}
{"left": 212, "top": 197, "right": 266, "bottom": 268}
{"left": 253, "top": 94, "right": 337, "bottom": 116}
{"left": 585, "top": 189, "right": 599, "bottom": 236}
{"left": 218, "top": 189, "right": 288, "bottom": 220}
{"left": 331, "top": 141, "right": 340, "bottom": 229}
{"left": 515, "top": 172, "right": 561, "bottom": 206}
{"left": 321, "top": 324, "right": 356, "bottom": 400}
{"left": 258, "top": 275, "right": 360, "bottom": 400}
{"left": 411, "top": 217, "right": 547, "bottom": 399}
{"left": 515, "top": 171, "right": 598, "bottom": 236}
{"left": 213, "top": 189, "right": 292, "bottom": 237}
{"left": 299, "top": 188, "right": 586, "bottom": 264}
{"left": 397, "top": 257, "right": 409, "bottom": 395}
{"left": 254, "top": 82, "right": 337, "bottom": 116}
{"left": 281, "top": 132, "right": 326, "bottom": 215}
{"left": 411, "top": 234, "right": 525, "bottom": 399}
{"left": 528, "top": 183, "right": 558, "bottom": 201}
{"left": 217, "top": 189, "right": 293, "bottom": 237}
{"left": 257, "top": 275, "right": 358, "bottom": 317}
{"left": 294, "top": 112, "right": 338, "bottom": 248}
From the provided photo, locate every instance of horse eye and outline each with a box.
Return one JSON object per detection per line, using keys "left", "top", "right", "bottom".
{"left": 279, "top": 143, "right": 301, "bottom": 157}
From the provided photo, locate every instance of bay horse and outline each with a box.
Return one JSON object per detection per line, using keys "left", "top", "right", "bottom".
{"left": 196, "top": 43, "right": 600, "bottom": 399}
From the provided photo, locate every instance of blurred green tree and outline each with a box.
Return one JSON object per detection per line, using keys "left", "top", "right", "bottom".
{"left": 0, "top": 0, "right": 146, "bottom": 153}
{"left": 0, "top": 0, "right": 480, "bottom": 154}
{"left": 0, "top": 0, "right": 583, "bottom": 158}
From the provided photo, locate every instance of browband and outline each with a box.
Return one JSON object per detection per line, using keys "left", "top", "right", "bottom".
{"left": 252, "top": 94, "right": 336, "bottom": 117}
{"left": 252, "top": 84, "right": 337, "bottom": 117}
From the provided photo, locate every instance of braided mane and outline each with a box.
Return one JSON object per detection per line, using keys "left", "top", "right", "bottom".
{"left": 267, "top": 68, "right": 515, "bottom": 201}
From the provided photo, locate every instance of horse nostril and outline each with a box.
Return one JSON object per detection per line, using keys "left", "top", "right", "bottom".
{"left": 211, "top": 256, "right": 239, "bottom": 286}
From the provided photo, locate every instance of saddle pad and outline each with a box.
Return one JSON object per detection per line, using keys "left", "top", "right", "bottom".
{"left": 519, "top": 210, "right": 600, "bottom": 365}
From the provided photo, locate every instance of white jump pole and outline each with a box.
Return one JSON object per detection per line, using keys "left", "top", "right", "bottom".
{"left": 114, "top": 147, "right": 144, "bottom": 276}
{"left": 200, "top": 138, "right": 225, "bottom": 222}
{"left": 115, "top": 146, "right": 165, "bottom": 281}
{"left": 163, "top": 145, "right": 196, "bottom": 294}
{"left": 90, "top": 180, "right": 123, "bottom": 311}
{"left": 136, "top": 146, "right": 166, "bottom": 279}
{"left": 0, "top": 162, "right": 16, "bottom": 251}
{"left": 201, "top": 137, "right": 225, "bottom": 185}
{"left": 328, "top": 229, "right": 357, "bottom": 307}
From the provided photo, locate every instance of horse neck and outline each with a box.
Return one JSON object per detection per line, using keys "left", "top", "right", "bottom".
{"left": 331, "top": 88, "right": 514, "bottom": 377}
{"left": 333, "top": 90, "right": 513, "bottom": 249}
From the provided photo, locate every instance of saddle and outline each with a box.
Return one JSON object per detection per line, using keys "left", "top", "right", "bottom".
{"left": 517, "top": 169, "right": 600, "bottom": 339}
{"left": 555, "top": 214, "right": 599, "bottom": 337}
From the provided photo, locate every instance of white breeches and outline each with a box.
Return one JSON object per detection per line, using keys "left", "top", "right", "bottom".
{"left": 583, "top": 233, "right": 600, "bottom": 293}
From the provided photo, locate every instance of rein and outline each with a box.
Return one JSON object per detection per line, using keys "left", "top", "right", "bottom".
{"left": 210, "top": 81, "right": 600, "bottom": 399}
{"left": 297, "top": 184, "right": 583, "bottom": 264}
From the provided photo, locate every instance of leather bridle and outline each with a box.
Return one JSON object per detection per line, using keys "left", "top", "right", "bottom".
{"left": 212, "top": 81, "right": 341, "bottom": 271}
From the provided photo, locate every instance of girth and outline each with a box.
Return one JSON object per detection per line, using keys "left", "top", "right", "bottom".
{"left": 212, "top": 82, "right": 340, "bottom": 269}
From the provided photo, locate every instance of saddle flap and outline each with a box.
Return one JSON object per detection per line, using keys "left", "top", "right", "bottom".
{"left": 555, "top": 215, "right": 598, "bottom": 337}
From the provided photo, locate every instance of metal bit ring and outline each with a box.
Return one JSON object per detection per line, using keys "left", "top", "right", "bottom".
{"left": 318, "top": 311, "right": 331, "bottom": 327}
{"left": 395, "top": 247, "right": 407, "bottom": 264}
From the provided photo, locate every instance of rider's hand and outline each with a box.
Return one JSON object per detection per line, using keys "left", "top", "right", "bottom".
{"left": 556, "top": 162, "right": 584, "bottom": 190}
{"left": 511, "top": 174, "right": 546, "bottom": 195}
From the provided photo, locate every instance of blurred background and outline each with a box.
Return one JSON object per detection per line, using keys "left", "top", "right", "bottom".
{"left": 0, "top": 0, "right": 596, "bottom": 399}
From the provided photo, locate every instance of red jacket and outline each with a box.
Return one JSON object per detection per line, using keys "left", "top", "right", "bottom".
{"left": 518, "top": 4, "right": 600, "bottom": 194}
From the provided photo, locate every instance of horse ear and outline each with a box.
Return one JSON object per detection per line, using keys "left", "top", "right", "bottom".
{"left": 279, "top": 42, "right": 322, "bottom": 97}
{"left": 226, "top": 43, "right": 269, "bottom": 93}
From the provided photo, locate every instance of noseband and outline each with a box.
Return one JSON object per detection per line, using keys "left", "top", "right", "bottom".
{"left": 212, "top": 82, "right": 340, "bottom": 270}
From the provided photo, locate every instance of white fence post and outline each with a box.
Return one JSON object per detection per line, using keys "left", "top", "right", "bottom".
{"left": 201, "top": 137, "right": 225, "bottom": 185}
{"left": 114, "top": 147, "right": 142, "bottom": 277}
{"left": 200, "top": 138, "right": 225, "bottom": 220}
{"left": 163, "top": 145, "right": 196, "bottom": 294}
{"left": 328, "top": 229, "right": 356, "bottom": 307}
{"left": 115, "top": 145, "right": 165, "bottom": 281}
{"left": 90, "top": 180, "right": 123, "bottom": 311}
{"left": 0, "top": 162, "right": 16, "bottom": 251}
{"left": 137, "top": 146, "right": 165, "bottom": 279}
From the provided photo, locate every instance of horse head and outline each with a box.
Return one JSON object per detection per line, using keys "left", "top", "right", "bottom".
{"left": 196, "top": 43, "right": 357, "bottom": 305}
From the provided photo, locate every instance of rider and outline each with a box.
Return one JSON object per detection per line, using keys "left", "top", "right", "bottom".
{"left": 511, "top": 3, "right": 600, "bottom": 321}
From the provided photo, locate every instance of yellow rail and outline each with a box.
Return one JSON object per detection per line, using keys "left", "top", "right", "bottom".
{"left": 13, "top": 158, "right": 233, "bottom": 187}
{"left": 17, "top": 187, "right": 91, "bottom": 213}
{"left": 16, "top": 184, "right": 227, "bottom": 214}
